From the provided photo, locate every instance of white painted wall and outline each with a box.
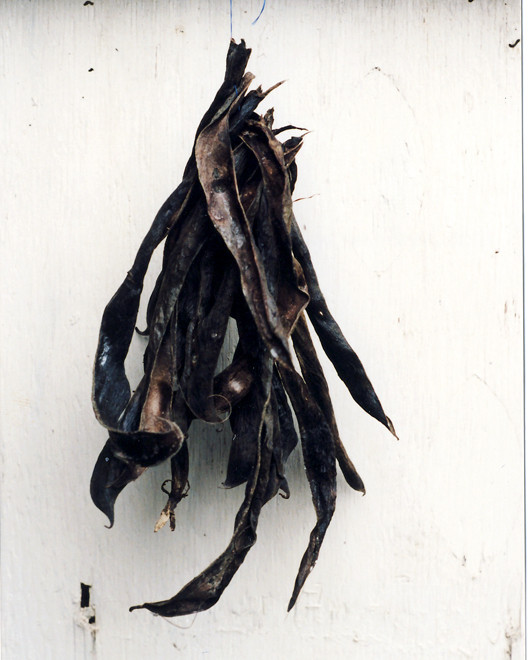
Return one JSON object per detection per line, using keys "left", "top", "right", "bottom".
{"left": 1, "top": 1, "right": 523, "bottom": 658}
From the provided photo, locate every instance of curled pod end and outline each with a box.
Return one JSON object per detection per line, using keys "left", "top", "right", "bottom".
{"left": 90, "top": 439, "right": 146, "bottom": 528}
{"left": 220, "top": 480, "right": 238, "bottom": 489}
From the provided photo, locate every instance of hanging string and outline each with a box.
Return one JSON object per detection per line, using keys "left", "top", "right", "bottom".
{"left": 230, "top": 0, "right": 267, "bottom": 39}
{"left": 230, "top": 0, "right": 238, "bottom": 95}
{"left": 251, "top": 0, "right": 266, "bottom": 25}
{"left": 230, "top": 0, "right": 266, "bottom": 94}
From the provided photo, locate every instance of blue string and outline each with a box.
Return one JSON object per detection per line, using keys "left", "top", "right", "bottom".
{"left": 251, "top": 0, "right": 266, "bottom": 25}
{"left": 230, "top": 0, "right": 266, "bottom": 94}
{"left": 231, "top": 0, "right": 266, "bottom": 38}
{"left": 229, "top": 0, "right": 237, "bottom": 95}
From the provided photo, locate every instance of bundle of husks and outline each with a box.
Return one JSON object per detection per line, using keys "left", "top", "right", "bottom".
{"left": 90, "top": 39, "right": 395, "bottom": 617}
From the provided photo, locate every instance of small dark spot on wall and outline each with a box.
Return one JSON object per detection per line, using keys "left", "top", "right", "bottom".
{"left": 509, "top": 39, "right": 520, "bottom": 48}
{"left": 88, "top": 68, "right": 94, "bottom": 72}
{"left": 84, "top": 1, "right": 94, "bottom": 5}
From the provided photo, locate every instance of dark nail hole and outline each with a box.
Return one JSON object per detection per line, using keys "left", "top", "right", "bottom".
{"left": 80, "top": 582, "right": 91, "bottom": 608}
{"left": 88, "top": 615, "right": 96, "bottom": 624}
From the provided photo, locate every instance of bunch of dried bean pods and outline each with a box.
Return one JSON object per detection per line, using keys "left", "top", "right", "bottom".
{"left": 90, "top": 39, "right": 395, "bottom": 617}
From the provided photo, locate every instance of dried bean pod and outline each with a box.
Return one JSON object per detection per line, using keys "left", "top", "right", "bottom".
{"left": 291, "top": 216, "right": 396, "bottom": 437}
{"left": 277, "top": 364, "right": 337, "bottom": 612}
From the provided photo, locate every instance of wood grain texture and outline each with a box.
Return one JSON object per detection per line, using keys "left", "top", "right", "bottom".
{"left": 0, "top": 1, "right": 522, "bottom": 658}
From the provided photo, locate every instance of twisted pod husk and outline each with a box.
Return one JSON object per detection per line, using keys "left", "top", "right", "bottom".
{"left": 90, "top": 39, "right": 395, "bottom": 617}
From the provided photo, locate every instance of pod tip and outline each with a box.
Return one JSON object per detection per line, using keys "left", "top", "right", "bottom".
{"left": 386, "top": 417, "right": 398, "bottom": 440}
